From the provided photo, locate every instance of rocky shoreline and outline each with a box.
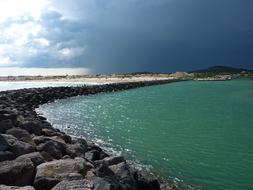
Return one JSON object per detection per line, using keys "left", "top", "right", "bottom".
{"left": 0, "top": 80, "right": 181, "bottom": 190}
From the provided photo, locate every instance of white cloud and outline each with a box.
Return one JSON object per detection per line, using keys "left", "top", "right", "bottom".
{"left": 0, "top": 48, "right": 12, "bottom": 66}
{"left": 3, "top": 22, "right": 43, "bottom": 46}
{"left": 0, "top": 67, "right": 90, "bottom": 76}
{"left": 0, "top": 0, "right": 50, "bottom": 22}
{"left": 0, "top": 0, "right": 89, "bottom": 69}
{"left": 57, "top": 47, "right": 85, "bottom": 60}
{"left": 34, "top": 38, "right": 50, "bottom": 47}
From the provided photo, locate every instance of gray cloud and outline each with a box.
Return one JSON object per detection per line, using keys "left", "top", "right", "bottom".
{"left": 1, "top": 0, "right": 253, "bottom": 73}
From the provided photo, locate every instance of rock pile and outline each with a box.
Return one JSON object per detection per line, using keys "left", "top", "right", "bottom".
{"left": 0, "top": 80, "right": 179, "bottom": 190}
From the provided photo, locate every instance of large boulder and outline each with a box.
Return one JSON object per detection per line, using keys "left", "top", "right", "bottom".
{"left": 0, "top": 113, "right": 17, "bottom": 124}
{"left": 0, "top": 185, "right": 35, "bottom": 190}
{"left": 37, "top": 140, "right": 64, "bottom": 159}
{"left": 95, "top": 156, "right": 125, "bottom": 167}
{"left": 134, "top": 171, "right": 161, "bottom": 190}
{"left": 33, "top": 135, "right": 66, "bottom": 146}
{"left": 66, "top": 142, "right": 87, "bottom": 158}
{"left": 1, "top": 134, "right": 35, "bottom": 156}
{"left": 85, "top": 150, "right": 101, "bottom": 162}
{"left": 19, "top": 121, "right": 42, "bottom": 136}
{"left": 0, "top": 134, "right": 10, "bottom": 151}
{"left": 0, "top": 151, "right": 15, "bottom": 162}
{"left": 51, "top": 177, "right": 113, "bottom": 190}
{"left": 41, "top": 129, "right": 71, "bottom": 143}
{"left": 0, "top": 119, "right": 14, "bottom": 133}
{"left": 6, "top": 128, "right": 31, "bottom": 139}
{"left": 109, "top": 162, "right": 136, "bottom": 190}
{"left": 34, "top": 158, "right": 93, "bottom": 190}
{"left": 0, "top": 157, "right": 35, "bottom": 186}
{"left": 18, "top": 152, "right": 44, "bottom": 167}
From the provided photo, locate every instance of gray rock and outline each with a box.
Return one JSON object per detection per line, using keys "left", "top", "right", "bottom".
{"left": 73, "top": 138, "right": 88, "bottom": 149}
{"left": 52, "top": 177, "right": 113, "bottom": 190}
{"left": 0, "top": 134, "right": 10, "bottom": 151}
{"left": 0, "top": 185, "right": 35, "bottom": 190}
{"left": 40, "top": 151, "right": 54, "bottom": 162}
{"left": 66, "top": 143, "right": 87, "bottom": 158}
{"left": 18, "top": 152, "right": 44, "bottom": 167}
{"left": 0, "top": 151, "right": 15, "bottom": 162}
{"left": 41, "top": 128, "right": 57, "bottom": 136}
{"left": 33, "top": 135, "right": 66, "bottom": 147}
{"left": 2, "top": 134, "right": 35, "bottom": 156}
{"left": 19, "top": 121, "right": 42, "bottom": 135}
{"left": 6, "top": 127, "right": 31, "bottom": 139}
{"left": 0, "top": 119, "right": 14, "bottom": 133}
{"left": 34, "top": 158, "right": 93, "bottom": 190}
{"left": 0, "top": 157, "right": 35, "bottom": 186}
{"left": 37, "top": 140, "right": 63, "bottom": 159}
{"left": 33, "top": 177, "right": 60, "bottom": 190}
{"left": 0, "top": 113, "right": 17, "bottom": 124}
{"left": 134, "top": 170, "right": 161, "bottom": 190}
{"left": 85, "top": 150, "right": 100, "bottom": 161}
{"left": 96, "top": 156, "right": 125, "bottom": 166}
{"left": 96, "top": 164, "right": 115, "bottom": 178}
{"left": 109, "top": 162, "right": 136, "bottom": 190}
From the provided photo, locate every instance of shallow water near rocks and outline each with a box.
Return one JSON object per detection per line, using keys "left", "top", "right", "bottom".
{"left": 37, "top": 79, "right": 253, "bottom": 190}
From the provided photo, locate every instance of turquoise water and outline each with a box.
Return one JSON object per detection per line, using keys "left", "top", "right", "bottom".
{"left": 37, "top": 79, "right": 253, "bottom": 190}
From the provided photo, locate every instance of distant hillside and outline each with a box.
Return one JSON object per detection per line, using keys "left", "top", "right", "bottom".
{"left": 192, "top": 66, "right": 253, "bottom": 74}
{"left": 190, "top": 66, "right": 253, "bottom": 78}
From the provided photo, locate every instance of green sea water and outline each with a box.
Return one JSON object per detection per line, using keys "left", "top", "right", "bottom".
{"left": 37, "top": 79, "right": 253, "bottom": 190}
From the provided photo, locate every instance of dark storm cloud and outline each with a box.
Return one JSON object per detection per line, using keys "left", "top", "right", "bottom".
{"left": 1, "top": 0, "right": 253, "bottom": 73}
{"left": 52, "top": 0, "right": 253, "bottom": 73}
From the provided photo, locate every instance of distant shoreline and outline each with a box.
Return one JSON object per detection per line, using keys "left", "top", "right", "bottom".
{"left": 0, "top": 73, "right": 243, "bottom": 83}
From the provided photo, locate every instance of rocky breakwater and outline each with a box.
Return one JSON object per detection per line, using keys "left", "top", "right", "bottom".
{"left": 0, "top": 80, "right": 179, "bottom": 190}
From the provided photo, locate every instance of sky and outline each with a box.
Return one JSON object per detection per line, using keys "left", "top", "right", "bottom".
{"left": 0, "top": 0, "right": 253, "bottom": 75}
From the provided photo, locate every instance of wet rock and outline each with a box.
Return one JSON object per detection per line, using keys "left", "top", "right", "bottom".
{"left": 2, "top": 134, "right": 35, "bottom": 156}
{"left": 95, "top": 156, "right": 125, "bottom": 166}
{"left": 66, "top": 142, "right": 87, "bottom": 158}
{"left": 109, "top": 162, "right": 136, "bottom": 190}
{"left": 87, "top": 142, "right": 102, "bottom": 152}
{"left": 0, "top": 185, "right": 35, "bottom": 190}
{"left": 6, "top": 127, "right": 31, "bottom": 139}
{"left": 85, "top": 150, "right": 101, "bottom": 161}
{"left": 95, "top": 164, "right": 115, "bottom": 178}
{"left": 73, "top": 138, "right": 88, "bottom": 148}
{"left": 0, "top": 151, "right": 15, "bottom": 162}
{"left": 0, "top": 119, "right": 14, "bottom": 133}
{"left": 19, "top": 121, "right": 42, "bottom": 135}
{"left": 34, "top": 158, "right": 93, "bottom": 190}
{"left": 33, "top": 135, "right": 66, "bottom": 146}
{"left": 41, "top": 128, "right": 57, "bottom": 136}
{"left": 134, "top": 171, "right": 161, "bottom": 190}
{"left": 51, "top": 177, "right": 113, "bottom": 190}
{"left": 0, "top": 157, "right": 35, "bottom": 186}
{"left": 37, "top": 140, "right": 64, "bottom": 159}
{"left": 18, "top": 152, "right": 44, "bottom": 167}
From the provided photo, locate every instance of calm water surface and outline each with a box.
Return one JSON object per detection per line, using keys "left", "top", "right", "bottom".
{"left": 37, "top": 79, "right": 253, "bottom": 190}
